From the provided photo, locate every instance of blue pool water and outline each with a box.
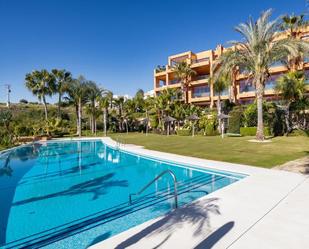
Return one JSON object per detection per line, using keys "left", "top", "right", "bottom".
{"left": 0, "top": 140, "right": 244, "bottom": 248}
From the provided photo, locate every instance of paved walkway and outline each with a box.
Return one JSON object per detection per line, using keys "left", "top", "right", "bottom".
{"left": 68, "top": 137, "right": 309, "bottom": 249}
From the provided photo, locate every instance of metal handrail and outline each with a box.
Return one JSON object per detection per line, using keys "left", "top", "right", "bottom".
{"left": 129, "top": 170, "right": 178, "bottom": 209}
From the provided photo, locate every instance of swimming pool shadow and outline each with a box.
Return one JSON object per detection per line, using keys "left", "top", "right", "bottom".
{"left": 113, "top": 197, "right": 220, "bottom": 249}
{"left": 13, "top": 173, "right": 129, "bottom": 206}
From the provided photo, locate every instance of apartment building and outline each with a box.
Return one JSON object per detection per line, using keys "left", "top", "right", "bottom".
{"left": 153, "top": 26, "right": 309, "bottom": 107}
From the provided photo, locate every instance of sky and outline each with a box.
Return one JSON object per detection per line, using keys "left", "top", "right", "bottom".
{"left": 0, "top": 0, "right": 307, "bottom": 103}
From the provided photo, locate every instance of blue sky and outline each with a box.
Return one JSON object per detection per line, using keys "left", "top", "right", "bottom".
{"left": 0, "top": 0, "right": 307, "bottom": 103}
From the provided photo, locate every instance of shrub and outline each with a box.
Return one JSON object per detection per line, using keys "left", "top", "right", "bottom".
{"left": 205, "top": 126, "right": 219, "bottom": 136}
{"left": 240, "top": 127, "right": 271, "bottom": 136}
{"left": 199, "top": 112, "right": 218, "bottom": 136}
{"left": 289, "top": 129, "right": 309, "bottom": 137}
{"left": 227, "top": 106, "right": 243, "bottom": 134}
{"left": 177, "top": 129, "right": 191, "bottom": 136}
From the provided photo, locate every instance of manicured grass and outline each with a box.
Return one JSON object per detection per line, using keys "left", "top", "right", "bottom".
{"left": 109, "top": 133, "right": 309, "bottom": 168}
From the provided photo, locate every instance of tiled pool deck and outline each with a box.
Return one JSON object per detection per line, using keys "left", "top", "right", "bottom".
{"left": 55, "top": 137, "right": 309, "bottom": 249}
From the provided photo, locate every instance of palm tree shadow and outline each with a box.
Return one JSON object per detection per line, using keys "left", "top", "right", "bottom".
{"left": 13, "top": 173, "right": 128, "bottom": 206}
{"left": 114, "top": 198, "right": 220, "bottom": 249}
{"left": 193, "top": 221, "right": 234, "bottom": 249}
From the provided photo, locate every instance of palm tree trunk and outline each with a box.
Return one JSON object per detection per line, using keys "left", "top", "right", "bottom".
{"left": 42, "top": 95, "right": 48, "bottom": 121}
{"left": 75, "top": 105, "right": 79, "bottom": 135}
{"left": 285, "top": 102, "right": 291, "bottom": 135}
{"left": 78, "top": 98, "right": 82, "bottom": 137}
{"left": 103, "top": 108, "right": 107, "bottom": 136}
{"left": 256, "top": 80, "right": 264, "bottom": 141}
{"left": 217, "top": 95, "right": 221, "bottom": 133}
{"left": 58, "top": 92, "right": 62, "bottom": 119}
{"left": 185, "top": 87, "right": 189, "bottom": 104}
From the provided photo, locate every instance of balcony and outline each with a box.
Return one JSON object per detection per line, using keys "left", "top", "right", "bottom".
{"left": 191, "top": 57, "right": 210, "bottom": 64}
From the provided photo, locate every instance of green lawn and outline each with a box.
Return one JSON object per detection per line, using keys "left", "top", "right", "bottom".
{"left": 109, "top": 133, "right": 309, "bottom": 168}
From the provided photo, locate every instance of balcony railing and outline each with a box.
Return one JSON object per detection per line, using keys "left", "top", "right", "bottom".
{"left": 270, "top": 61, "right": 285, "bottom": 68}
{"left": 191, "top": 57, "right": 210, "bottom": 64}
{"left": 239, "top": 81, "right": 255, "bottom": 93}
{"left": 170, "top": 79, "right": 181, "bottom": 85}
{"left": 192, "top": 85, "right": 210, "bottom": 98}
{"left": 195, "top": 74, "right": 210, "bottom": 81}
{"left": 192, "top": 92, "right": 210, "bottom": 98}
{"left": 214, "top": 89, "right": 229, "bottom": 96}
{"left": 155, "top": 65, "right": 166, "bottom": 73}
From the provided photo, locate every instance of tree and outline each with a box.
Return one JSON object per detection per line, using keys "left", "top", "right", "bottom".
{"left": 98, "top": 91, "right": 112, "bottom": 136}
{"left": 275, "top": 70, "right": 306, "bottom": 134}
{"left": 173, "top": 61, "right": 196, "bottom": 104}
{"left": 214, "top": 9, "right": 308, "bottom": 141}
{"left": 65, "top": 76, "right": 89, "bottom": 136}
{"left": 25, "top": 70, "right": 55, "bottom": 120}
{"left": 281, "top": 14, "right": 306, "bottom": 38}
{"left": 51, "top": 69, "right": 72, "bottom": 118}
{"left": 281, "top": 14, "right": 308, "bottom": 70}
{"left": 213, "top": 74, "right": 231, "bottom": 134}
{"left": 85, "top": 81, "right": 102, "bottom": 134}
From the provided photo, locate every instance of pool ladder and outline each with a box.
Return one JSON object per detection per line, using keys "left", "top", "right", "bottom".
{"left": 129, "top": 170, "right": 179, "bottom": 209}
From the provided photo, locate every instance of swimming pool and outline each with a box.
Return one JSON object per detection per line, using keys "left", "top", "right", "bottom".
{"left": 0, "top": 139, "right": 245, "bottom": 248}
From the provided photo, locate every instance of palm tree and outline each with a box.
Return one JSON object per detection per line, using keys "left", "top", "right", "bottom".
{"left": 51, "top": 69, "right": 72, "bottom": 118}
{"left": 281, "top": 14, "right": 308, "bottom": 70}
{"left": 65, "top": 76, "right": 89, "bottom": 136}
{"left": 85, "top": 81, "right": 102, "bottom": 134}
{"left": 173, "top": 61, "right": 196, "bottom": 104}
{"left": 98, "top": 91, "right": 112, "bottom": 136}
{"left": 213, "top": 74, "right": 231, "bottom": 134}
{"left": 281, "top": 14, "right": 306, "bottom": 38}
{"left": 275, "top": 71, "right": 306, "bottom": 134}
{"left": 25, "top": 70, "right": 55, "bottom": 120}
{"left": 214, "top": 9, "right": 308, "bottom": 141}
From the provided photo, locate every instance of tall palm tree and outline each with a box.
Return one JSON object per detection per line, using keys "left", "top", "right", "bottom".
{"left": 281, "top": 14, "right": 308, "bottom": 70}
{"left": 213, "top": 74, "right": 231, "bottom": 134}
{"left": 85, "top": 81, "right": 102, "bottom": 134}
{"left": 213, "top": 74, "right": 230, "bottom": 116}
{"left": 51, "top": 69, "right": 72, "bottom": 118}
{"left": 215, "top": 9, "right": 308, "bottom": 141}
{"left": 98, "top": 90, "right": 112, "bottom": 136}
{"left": 275, "top": 70, "right": 306, "bottom": 134}
{"left": 173, "top": 61, "right": 196, "bottom": 104}
{"left": 25, "top": 70, "right": 55, "bottom": 120}
{"left": 65, "top": 76, "right": 89, "bottom": 136}
{"left": 281, "top": 14, "right": 306, "bottom": 38}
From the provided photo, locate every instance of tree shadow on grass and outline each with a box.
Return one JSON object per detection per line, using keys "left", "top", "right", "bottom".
{"left": 114, "top": 197, "right": 220, "bottom": 249}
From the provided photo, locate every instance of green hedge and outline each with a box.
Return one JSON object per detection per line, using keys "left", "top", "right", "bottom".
{"left": 240, "top": 127, "right": 271, "bottom": 136}
{"left": 227, "top": 106, "right": 243, "bottom": 134}
{"left": 205, "top": 126, "right": 219, "bottom": 136}
{"left": 289, "top": 129, "right": 309, "bottom": 137}
{"left": 177, "top": 129, "right": 191, "bottom": 136}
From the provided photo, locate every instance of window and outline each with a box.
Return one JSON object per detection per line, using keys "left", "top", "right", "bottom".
{"left": 192, "top": 85, "right": 210, "bottom": 98}
{"left": 239, "top": 79, "right": 255, "bottom": 93}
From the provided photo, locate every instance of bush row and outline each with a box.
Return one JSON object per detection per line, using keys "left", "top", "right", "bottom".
{"left": 240, "top": 127, "right": 271, "bottom": 136}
